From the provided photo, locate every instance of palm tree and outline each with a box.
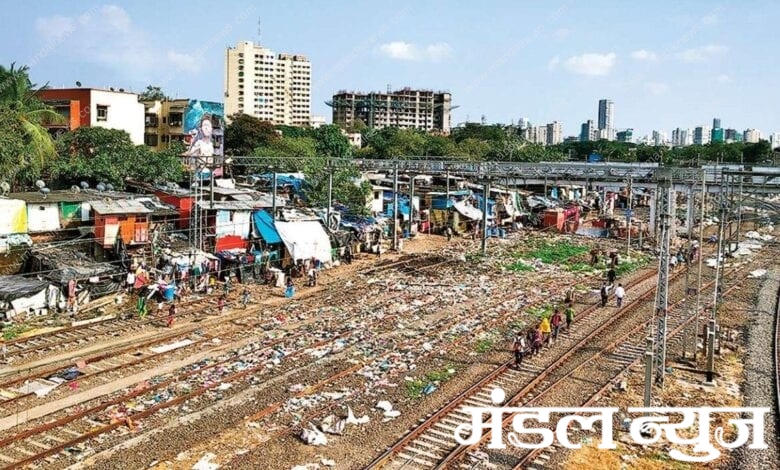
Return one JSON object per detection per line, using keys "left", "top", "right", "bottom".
{"left": 0, "top": 62, "right": 64, "bottom": 169}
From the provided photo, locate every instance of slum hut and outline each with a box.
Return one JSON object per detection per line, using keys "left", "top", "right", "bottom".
{"left": 7, "top": 191, "right": 93, "bottom": 236}
{"left": 426, "top": 189, "right": 472, "bottom": 234}
{"left": 27, "top": 244, "right": 126, "bottom": 311}
{"left": 0, "top": 198, "right": 31, "bottom": 275}
{"left": 196, "top": 200, "right": 254, "bottom": 253}
{"left": 0, "top": 275, "right": 59, "bottom": 322}
{"left": 91, "top": 199, "right": 154, "bottom": 255}
{"left": 251, "top": 209, "right": 283, "bottom": 266}
{"left": 274, "top": 208, "right": 333, "bottom": 268}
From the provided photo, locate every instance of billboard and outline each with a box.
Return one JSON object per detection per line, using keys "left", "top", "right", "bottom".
{"left": 183, "top": 99, "right": 224, "bottom": 172}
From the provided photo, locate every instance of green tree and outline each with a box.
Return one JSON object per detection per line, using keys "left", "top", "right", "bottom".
{"left": 312, "top": 124, "right": 352, "bottom": 158}
{"left": 224, "top": 113, "right": 279, "bottom": 156}
{"left": 456, "top": 138, "right": 491, "bottom": 161}
{"left": 138, "top": 85, "right": 168, "bottom": 101}
{"left": 0, "top": 62, "right": 64, "bottom": 182}
{"left": 51, "top": 127, "right": 183, "bottom": 189}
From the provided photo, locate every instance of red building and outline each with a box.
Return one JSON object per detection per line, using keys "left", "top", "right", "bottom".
{"left": 91, "top": 200, "right": 153, "bottom": 248}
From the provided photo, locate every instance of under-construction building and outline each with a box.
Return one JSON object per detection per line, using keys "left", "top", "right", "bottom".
{"left": 329, "top": 88, "right": 453, "bottom": 134}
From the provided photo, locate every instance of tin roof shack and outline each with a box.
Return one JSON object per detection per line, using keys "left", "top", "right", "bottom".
{"left": 91, "top": 200, "right": 153, "bottom": 251}
{"left": 0, "top": 275, "right": 60, "bottom": 322}
{"left": 197, "top": 200, "right": 253, "bottom": 253}
{"left": 0, "top": 199, "right": 32, "bottom": 276}
{"left": 7, "top": 191, "right": 94, "bottom": 238}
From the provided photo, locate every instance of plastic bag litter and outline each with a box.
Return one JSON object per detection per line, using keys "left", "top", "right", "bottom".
{"left": 320, "top": 415, "right": 346, "bottom": 435}
{"left": 192, "top": 453, "right": 219, "bottom": 470}
{"left": 300, "top": 423, "right": 328, "bottom": 446}
{"left": 749, "top": 269, "right": 767, "bottom": 278}
{"left": 346, "top": 406, "right": 370, "bottom": 425}
{"left": 375, "top": 400, "right": 393, "bottom": 411}
{"left": 383, "top": 410, "right": 401, "bottom": 418}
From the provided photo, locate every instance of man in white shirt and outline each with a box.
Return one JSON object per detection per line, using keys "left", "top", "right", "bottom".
{"left": 614, "top": 283, "right": 626, "bottom": 308}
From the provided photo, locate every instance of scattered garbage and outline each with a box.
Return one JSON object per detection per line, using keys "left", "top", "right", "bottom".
{"left": 300, "top": 423, "right": 328, "bottom": 446}
{"left": 320, "top": 415, "right": 346, "bottom": 435}
{"left": 346, "top": 406, "right": 370, "bottom": 425}
{"left": 749, "top": 269, "right": 767, "bottom": 278}
{"left": 375, "top": 400, "right": 393, "bottom": 411}
{"left": 192, "top": 453, "right": 219, "bottom": 470}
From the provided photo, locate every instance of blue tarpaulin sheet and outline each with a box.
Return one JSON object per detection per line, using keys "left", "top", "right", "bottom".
{"left": 253, "top": 210, "right": 282, "bottom": 244}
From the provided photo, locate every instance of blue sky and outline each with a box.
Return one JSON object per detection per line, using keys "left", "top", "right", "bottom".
{"left": 4, "top": 0, "right": 778, "bottom": 138}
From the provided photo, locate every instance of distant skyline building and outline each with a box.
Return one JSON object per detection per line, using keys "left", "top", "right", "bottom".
{"left": 597, "top": 99, "right": 615, "bottom": 141}
{"left": 725, "top": 128, "right": 743, "bottom": 143}
{"left": 744, "top": 128, "right": 761, "bottom": 143}
{"left": 770, "top": 133, "right": 780, "bottom": 150}
{"left": 713, "top": 117, "right": 721, "bottom": 129}
{"left": 616, "top": 128, "right": 633, "bottom": 143}
{"left": 651, "top": 130, "right": 667, "bottom": 146}
{"left": 694, "top": 126, "right": 711, "bottom": 145}
{"left": 711, "top": 127, "right": 725, "bottom": 143}
{"left": 224, "top": 41, "right": 311, "bottom": 126}
{"left": 330, "top": 88, "right": 453, "bottom": 133}
{"left": 546, "top": 121, "right": 563, "bottom": 145}
{"left": 518, "top": 117, "right": 530, "bottom": 130}
{"left": 580, "top": 119, "right": 596, "bottom": 142}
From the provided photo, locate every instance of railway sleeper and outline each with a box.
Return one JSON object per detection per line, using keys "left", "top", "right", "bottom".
{"left": 395, "top": 451, "right": 438, "bottom": 467}
{"left": 408, "top": 439, "right": 447, "bottom": 457}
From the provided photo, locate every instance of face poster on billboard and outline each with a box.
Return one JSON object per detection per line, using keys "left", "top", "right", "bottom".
{"left": 183, "top": 100, "right": 224, "bottom": 172}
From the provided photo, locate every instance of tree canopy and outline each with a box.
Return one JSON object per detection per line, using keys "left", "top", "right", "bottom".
{"left": 0, "top": 62, "right": 64, "bottom": 187}
{"left": 50, "top": 127, "right": 183, "bottom": 189}
{"left": 138, "top": 85, "right": 169, "bottom": 101}
{"left": 224, "top": 113, "right": 279, "bottom": 156}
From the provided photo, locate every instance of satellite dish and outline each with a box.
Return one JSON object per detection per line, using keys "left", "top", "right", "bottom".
{"left": 105, "top": 183, "right": 115, "bottom": 192}
{"left": 80, "top": 181, "right": 89, "bottom": 189}
{"left": 0, "top": 181, "right": 9, "bottom": 197}
{"left": 35, "top": 180, "right": 46, "bottom": 189}
{"left": 71, "top": 185, "right": 81, "bottom": 193}
{"left": 76, "top": 81, "right": 82, "bottom": 87}
{"left": 39, "top": 187, "right": 51, "bottom": 199}
{"left": 97, "top": 183, "right": 106, "bottom": 192}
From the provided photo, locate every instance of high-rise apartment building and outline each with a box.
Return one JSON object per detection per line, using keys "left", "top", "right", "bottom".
{"left": 580, "top": 119, "right": 596, "bottom": 142}
{"left": 651, "top": 130, "right": 667, "bottom": 146}
{"left": 712, "top": 118, "right": 721, "bottom": 129}
{"left": 725, "top": 128, "right": 742, "bottom": 143}
{"left": 671, "top": 128, "right": 693, "bottom": 147}
{"left": 711, "top": 127, "right": 725, "bottom": 143}
{"left": 616, "top": 129, "right": 633, "bottom": 143}
{"left": 597, "top": 99, "right": 614, "bottom": 141}
{"left": 224, "top": 41, "right": 311, "bottom": 126}
{"left": 770, "top": 133, "right": 780, "bottom": 150}
{"left": 546, "top": 121, "right": 563, "bottom": 145}
{"left": 330, "top": 88, "right": 453, "bottom": 134}
{"left": 693, "top": 126, "right": 711, "bottom": 145}
{"left": 743, "top": 129, "right": 761, "bottom": 143}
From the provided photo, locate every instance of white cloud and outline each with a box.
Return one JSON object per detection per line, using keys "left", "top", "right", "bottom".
{"left": 675, "top": 44, "right": 727, "bottom": 62}
{"left": 550, "top": 28, "right": 572, "bottom": 41}
{"left": 33, "top": 5, "right": 205, "bottom": 82}
{"left": 547, "top": 56, "right": 561, "bottom": 70}
{"left": 562, "top": 52, "right": 616, "bottom": 76}
{"left": 716, "top": 74, "right": 731, "bottom": 83}
{"left": 630, "top": 49, "right": 658, "bottom": 62}
{"left": 378, "top": 41, "right": 452, "bottom": 61}
{"left": 645, "top": 82, "right": 669, "bottom": 95}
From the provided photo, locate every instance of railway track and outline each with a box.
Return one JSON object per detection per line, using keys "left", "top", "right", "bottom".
{"left": 365, "top": 253, "right": 753, "bottom": 470}
{"left": 0, "top": 247, "right": 613, "bottom": 469}
{"left": 364, "top": 266, "right": 665, "bottom": 469}
{"left": 774, "top": 278, "right": 780, "bottom": 448}
{"left": 0, "top": 253, "right": 533, "bottom": 467}
{"left": 0, "top": 253, "right": 450, "bottom": 365}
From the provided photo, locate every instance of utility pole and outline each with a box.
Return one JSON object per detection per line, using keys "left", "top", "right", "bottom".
{"left": 690, "top": 172, "right": 706, "bottom": 360}
{"left": 326, "top": 160, "right": 333, "bottom": 223}
{"left": 392, "top": 161, "right": 399, "bottom": 251}
{"left": 706, "top": 177, "right": 728, "bottom": 384}
{"left": 653, "top": 176, "right": 673, "bottom": 386}
{"left": 626, "top": 177, "right": 633, "bottom": 256}
{"left": 681, "top": 183, "right": 695, "bottom": 360}
{"left": 644, "top": 336, "right": 654, "bottom": 407}
{"left": 409, "top": 173, "right": 416, "bottom": 237}
{"left": 481, "top": 179, "right": 490, "bottom": 255}
{"left": 445, "top": 168, "right": 450, "bottom": 199}
{"left": 271, "top": 167, "right": 278, "bottom": 221}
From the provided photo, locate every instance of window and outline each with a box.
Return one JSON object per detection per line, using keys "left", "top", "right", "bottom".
{"left": 168, "top": 112, "right": 183, "bottom": 127}
{"left": 96, "top": 105, "right": 108, "bottom": 121}
{"left": 145, "top": 113, "right": 159, "bottom": 127}
{"left": 144, "top": 133, "right": 159, "bottom": 147}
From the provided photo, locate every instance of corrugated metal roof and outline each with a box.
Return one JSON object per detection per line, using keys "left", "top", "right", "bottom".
{"left": 90, "top": 199, "right": 154, "bottom": 214}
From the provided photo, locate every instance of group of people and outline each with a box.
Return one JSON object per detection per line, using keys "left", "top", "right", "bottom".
{"left": 511, "top": 302, "right": 575, "bottom": 369}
